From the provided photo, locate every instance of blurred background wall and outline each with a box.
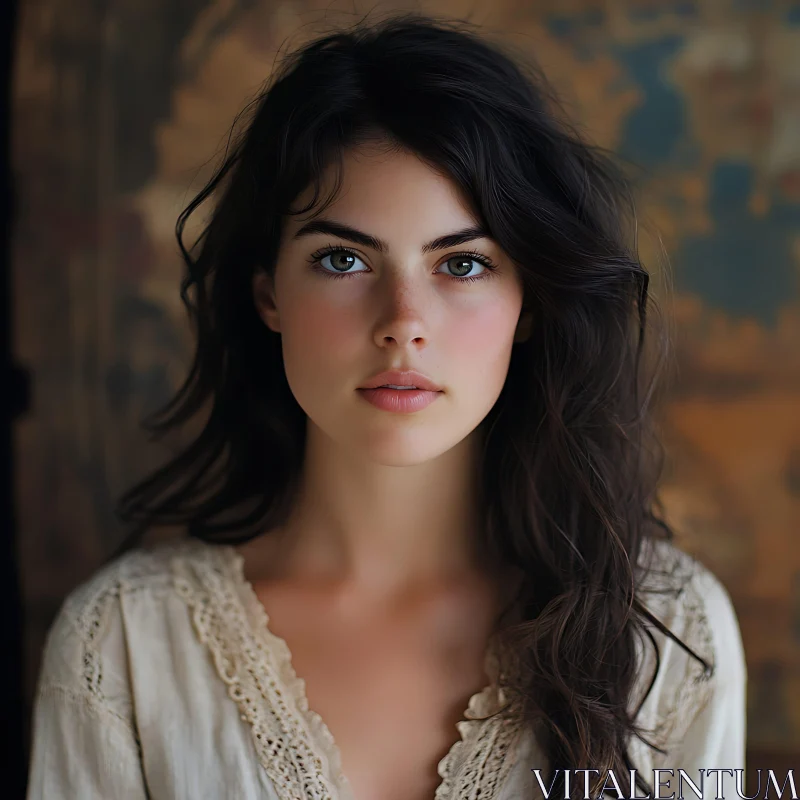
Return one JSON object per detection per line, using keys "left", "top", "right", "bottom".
{"left": 11, "top": 0, "right": 800, "bottom": 779}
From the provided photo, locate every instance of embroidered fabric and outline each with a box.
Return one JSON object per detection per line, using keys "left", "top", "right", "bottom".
{"left": 75, "top": 581, "right": 121, "bottom": 701}
{"left": 635, "top": 544, "right": 717, "bottom": 758}
{"left": 169, "top": 540, "right": 525, "bottom": 800}
{"left": 434, "top": 686, "right": 523, "bottom": 799}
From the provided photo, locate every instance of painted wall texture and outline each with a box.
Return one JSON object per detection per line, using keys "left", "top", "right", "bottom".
{"left": 12, "top": 0, "right": 800, "bottom": 759}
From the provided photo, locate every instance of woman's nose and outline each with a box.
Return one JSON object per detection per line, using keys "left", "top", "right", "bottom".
{"left": 371, "top": 278, "right": 431, "bottom": 349}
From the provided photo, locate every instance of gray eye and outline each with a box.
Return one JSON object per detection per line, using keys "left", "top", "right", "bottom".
{"left": 438, "top": 256, "right": 486, "bottom": 278}
{"left": 320, "top": 251, "right": 368, "bottom": 274}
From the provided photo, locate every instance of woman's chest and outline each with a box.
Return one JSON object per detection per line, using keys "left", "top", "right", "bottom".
{"left": 254, "top": 581, "right": 500, "bottom": 800}
{"left": 288, "top": 634, "right": 489, "bottom": 800}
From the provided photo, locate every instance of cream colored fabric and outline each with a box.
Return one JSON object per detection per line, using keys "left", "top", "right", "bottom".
{"left": 26, "top": 537, "right": 747, "bottom": 800}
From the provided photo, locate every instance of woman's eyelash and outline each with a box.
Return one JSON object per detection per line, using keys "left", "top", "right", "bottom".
{"left": 307, "top": 244, "right": 498, "bottom": 283}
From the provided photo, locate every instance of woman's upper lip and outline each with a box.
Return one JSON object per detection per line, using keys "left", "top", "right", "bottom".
{"left": 359, "top": 369, "right": 443, "bottom": 392}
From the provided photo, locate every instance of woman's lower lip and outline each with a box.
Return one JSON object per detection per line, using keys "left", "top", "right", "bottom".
{"left": 357, "top": 388, "right": 442, "bottom": 413}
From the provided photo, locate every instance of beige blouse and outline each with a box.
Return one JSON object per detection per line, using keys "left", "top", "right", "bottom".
{"left": 26, "top": 537, "right": 747, "bottom": 799}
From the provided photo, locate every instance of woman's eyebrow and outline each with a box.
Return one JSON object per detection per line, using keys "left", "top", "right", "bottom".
{"left": 292, "top": 218, "right": 494, "bottom": 254}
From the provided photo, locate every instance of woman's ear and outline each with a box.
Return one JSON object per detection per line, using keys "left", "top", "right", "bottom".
{"left": 514, "top": 309, "right": 532, "bottom": 343}
{"left": 253, "top": 270, "right": 281, "bottom": 333}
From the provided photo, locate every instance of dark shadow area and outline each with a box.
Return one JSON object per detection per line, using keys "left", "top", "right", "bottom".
{"left": 2, "top": 0, "right": 29, "bottom": 796}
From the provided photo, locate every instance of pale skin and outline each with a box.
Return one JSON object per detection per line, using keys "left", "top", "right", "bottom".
{"left": 238, "top": 140, "right": 531, "bottom": 800}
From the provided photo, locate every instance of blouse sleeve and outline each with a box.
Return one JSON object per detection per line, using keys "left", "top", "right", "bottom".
{"left": 26, "top": 593, "right": 149, "bottom": 799}
{"left": 657, "top": 565, "right": 748, "bottom": 794}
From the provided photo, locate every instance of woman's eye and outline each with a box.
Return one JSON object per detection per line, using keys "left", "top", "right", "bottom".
{"left": 437, "top": 255, "right": 490, "bottom": 279}
{"left": 313, "top": 249, "right": 369, "bottom": 275}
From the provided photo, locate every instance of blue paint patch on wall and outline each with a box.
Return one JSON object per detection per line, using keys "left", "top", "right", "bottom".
{"left": 675, "top": 162, "right": 798, "bottom": 327}
{"left": 544, "top": 15, "right": 580, "bottom": 40}
{"left": 612, "top": 36, "right": 686, "bottom": 167}
{"left": 785, "top": 4, "right": 800, "bottom": 25}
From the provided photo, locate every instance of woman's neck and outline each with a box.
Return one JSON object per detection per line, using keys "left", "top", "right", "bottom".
{"left": 256, "top": 421, "right": 489, "bottom": 595}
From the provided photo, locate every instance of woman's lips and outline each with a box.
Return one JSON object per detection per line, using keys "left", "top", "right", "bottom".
{"left": 357, "top": 387, "right": 442, "bottom": 413}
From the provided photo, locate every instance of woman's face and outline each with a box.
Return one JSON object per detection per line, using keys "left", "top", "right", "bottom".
{"left": 254, "top": 143, "right": 528, "bottom": 466}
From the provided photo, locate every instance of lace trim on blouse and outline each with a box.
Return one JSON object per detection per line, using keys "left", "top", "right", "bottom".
{"left": 169, "top": 540, "right": 525, "bottom": 800}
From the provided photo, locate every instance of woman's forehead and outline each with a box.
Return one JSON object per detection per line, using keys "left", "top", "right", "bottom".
{"left": 284, "top": 151, "right": 480, "bottom": 239}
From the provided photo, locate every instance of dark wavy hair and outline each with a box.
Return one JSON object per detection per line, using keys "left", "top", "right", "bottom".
{"left": 114, "top": 12, "right": 709, "bottom": 798}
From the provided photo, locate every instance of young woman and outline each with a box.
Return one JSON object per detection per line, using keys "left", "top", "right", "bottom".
{"left": 26, "top": 13, "right": 747, "bottom": 800}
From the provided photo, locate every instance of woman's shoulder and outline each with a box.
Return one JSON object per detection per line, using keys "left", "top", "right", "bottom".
{"left": 36, "top": 538, "right": 232, "bottom": 700}
{"left": 48, "top": 537, "right": 218, "bottom": 626}
{"left": 637, "top": 536, "right": 744, "bottom": 661}
{"left": 630, "top": 536, "right": 747, "bottom": 753}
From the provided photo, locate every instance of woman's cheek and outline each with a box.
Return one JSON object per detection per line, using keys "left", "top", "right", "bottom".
{"left": 284, "top": 295, "right": 363, "bottom": 367}
{"left": 448, "top": 302, "right": 518, "bottom": 363}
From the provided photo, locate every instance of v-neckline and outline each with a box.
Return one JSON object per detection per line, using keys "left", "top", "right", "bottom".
{"left": 217, "top": 541, "right": 510, "bottom": 800}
